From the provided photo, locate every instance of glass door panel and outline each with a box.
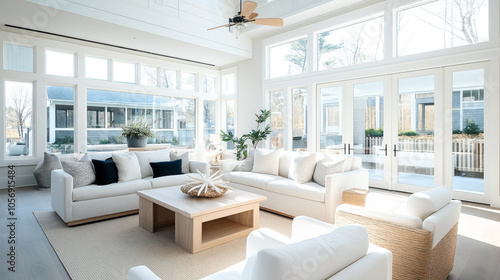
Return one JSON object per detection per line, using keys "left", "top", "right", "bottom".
{"left": 353, "top": 81, "right": 385, "bottom": 181}
{"left": 451, "top": 68, "right": 484, "bottom": 193}
{"left": 397, "top": 75, "right": 435, "bottom": 188}
{"left": 319, "top": 86, "right": 344, "bottom": 154}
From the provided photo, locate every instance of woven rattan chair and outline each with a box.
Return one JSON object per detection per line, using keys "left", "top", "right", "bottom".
{"left": 337, "top": 186, "right": 461, "bottom": 280}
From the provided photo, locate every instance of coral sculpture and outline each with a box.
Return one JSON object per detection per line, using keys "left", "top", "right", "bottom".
{"left": 181, "top": 170, "right": 233, "bottom": 197}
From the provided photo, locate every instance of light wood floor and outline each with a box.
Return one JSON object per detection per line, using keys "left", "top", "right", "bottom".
{"left": 0, "top": 186, "right": 499, "bottom": 280}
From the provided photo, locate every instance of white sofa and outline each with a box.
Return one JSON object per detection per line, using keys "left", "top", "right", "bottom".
{"left": 51, "top": 150, "right": 210, "bottom": 226}
{"left": 219, "top": 149, "right": 369, "bottom": 223}
{"left": 127, "top": 217, "right": 392, "bottom": 280}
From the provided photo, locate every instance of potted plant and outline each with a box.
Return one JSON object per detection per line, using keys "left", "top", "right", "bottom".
{"left": 121, "top": 120, "right": 155, "bottom": 147}
{"left": 220, "top": 109, "right": 271, "bottom": 160}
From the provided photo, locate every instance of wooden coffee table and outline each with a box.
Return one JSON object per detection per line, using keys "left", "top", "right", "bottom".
{"left": 137, "top": 187, "right": 267, "bottom": 253}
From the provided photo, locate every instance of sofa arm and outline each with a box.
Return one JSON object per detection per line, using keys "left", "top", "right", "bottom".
{"left": 336, "top": 204, "right": 423, "bottom": 229}
{"left": 51, "top": 169, "right": 74, "bottom": 223}
{"left": 189, "top": 161, "right": 210, "bottom": 176}
{"left": 330, "top": 246, "right": 392, "bottom": 280}
{"left": 246, "top": 228, "right": 292, "bottom": 259}
{"left": 423, "top": 200, "right": 461, "bottom": 248}
{"left": 218, "top": 160, "right": 240, "bottom": 174}
{"left": 291, "top": 216, "right": 336, "bottom": 241}
{"left": 324, "top": 168, "right": 369, "bottom": 217}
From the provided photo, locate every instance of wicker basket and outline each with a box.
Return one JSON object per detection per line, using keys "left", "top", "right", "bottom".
{"left": 180, "top": 185, "right": 228, "bottom": 198}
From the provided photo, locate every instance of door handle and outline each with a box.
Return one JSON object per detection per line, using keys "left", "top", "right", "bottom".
{"left": 343, "top": 143, "right": 346, "bottom": 154}
{"left": 393, "top": 144, "right": 401, "bottom": 157}
{"left": 379, "top": 144, "right": 387, "bottom": 156}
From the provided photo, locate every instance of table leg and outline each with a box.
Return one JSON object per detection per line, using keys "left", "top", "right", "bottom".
{"left": 139, "top": 197, "right": 154, "bottom": 233}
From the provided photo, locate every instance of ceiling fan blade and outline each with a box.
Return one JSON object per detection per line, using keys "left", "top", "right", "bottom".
{"left": 241, "top": 1, "right": 258, "bottom": 18}
{"left": 252, "top": 18, "right": 284, "bottom": 27}
{"left": 207, "top": 23, "right": 235, "bottom": 31}
{"left": 248, "top": 12, "right": 258, "bottom": 20}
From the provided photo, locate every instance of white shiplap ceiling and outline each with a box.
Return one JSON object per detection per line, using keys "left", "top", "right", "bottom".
{"left": 0, "top": 0, "right": 368, "bottom": 67}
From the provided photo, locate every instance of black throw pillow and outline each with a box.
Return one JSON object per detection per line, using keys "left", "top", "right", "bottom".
{"left": 150, "top": 159, "right": 183, "bottom": 178}
{"left": 91, "top": 158, "right": 118, "bottom": 185}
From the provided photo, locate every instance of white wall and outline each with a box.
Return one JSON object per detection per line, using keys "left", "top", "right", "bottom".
{"left": 234, "top": 39, "right": 264, "bottom": 137}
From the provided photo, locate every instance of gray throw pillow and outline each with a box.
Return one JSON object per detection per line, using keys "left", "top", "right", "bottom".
{"left": 33, "top": 152, "right": 63, "bottom": 189}
{"left": 61, "top": 153, "right": 96, "bottom": 188}
{"left": 233, "top": 148, "right": 254, "bottom": 172}
{"left": 313, "top": 158, "right": 345, "bottom": 187}
{"left": 170, "top": 151, "right": 190, "bottom": 173}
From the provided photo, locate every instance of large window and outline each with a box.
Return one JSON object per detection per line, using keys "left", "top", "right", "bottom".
{"left": 5, "top": 81, "right": 33, "bottom": 157}
{"left": 269, "top": 90, "right": 285, "bottom": 149}
{"left": 4, "top": 43, "right": 34, "bottom": 72}
{"left": 397, "top": 0, "right": 488, "bottom": 56}
{"left": 85, "top": 89, "right": 196, "bottom": 151}
{"left": 317, "top": 16, "right": 384, "bottom": 70}
{"left": 203, "top": 100, "right": 216, "bottom": 146}
{"left": 46, "top": 50, "right": 75, "bottom": 77}
{"left": 268, "top": 37, "right": 307, "bottom": 79}
{"left": 292, "top": 87, "right": 307, "bottom": 150}
{"left": 47, "top": 85, "right": 74, "bottom": 154}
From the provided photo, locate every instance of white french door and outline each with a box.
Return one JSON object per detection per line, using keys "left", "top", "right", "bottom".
{"left": 317, "top": 65, "right": 494, "bottom": 203}
{"left": 390, "top": 69, "right": 443, "bottom": 193}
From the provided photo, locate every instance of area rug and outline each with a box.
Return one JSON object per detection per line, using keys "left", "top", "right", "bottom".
{"left": 34, "top": 210, "right": 292, "bottom": 280}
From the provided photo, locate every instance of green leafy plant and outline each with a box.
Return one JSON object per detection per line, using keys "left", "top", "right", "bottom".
{"left": 365, "top": 128, "right": 383, "bottom": 137}
{"left": 121, "top": 120, "right": 155, "bottom": 139}
{"left": 220, "top": 109, "right": 272, "bottom": 160}
{"left": 398, "top": 130, "right": 419, "bottom": 136}
{"left": 463, "top": 120, "right": 481, "bottom": 135}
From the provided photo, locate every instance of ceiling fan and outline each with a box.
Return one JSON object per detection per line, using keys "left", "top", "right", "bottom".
{"left": 207, "top": 0, "right": 283, "bottom": 36}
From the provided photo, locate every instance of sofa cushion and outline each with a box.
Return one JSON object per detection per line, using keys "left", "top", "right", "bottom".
{"left": 396, "top": 186, "right": 452, "bottom": 220}
{"left": 134, "top": 149, "right": 170, "bottom": 178}
{"left": 72, "top": 179, "right": 151, "bottom": 202}
{"left": 321, "top": 154, "right": 353, "bottom": 172}
{"left": 92, "top": 158, "right": 119, "bottom": 185}
{"left": 244, "top": 224, "right": 369, "bottom": 280}
{"left": 227, "top": 172, "right": 281, "bottom": 190}
{"left": 112, "top": 152, "right": 142, "bottom": 182}
{"left": 252, "top": 148, "right": 280, "bottom": 176}
{"left": 278, "top": 150, "right": 298, "bottom": 177}
{"left": 313, "top": 157, "right": 345, "bottom": 187}
{"left": 267, "top": 178, "right": 325, "bottom": 202}
{"left": 170, "top": 151, "right": 190, "bottom": 173}
{"left": 61, "top": 153, "right": 96, "bottom": 188}
{"left": 146, "top": 173, "right": 199, "bottom": 189}
{"left": 34, "top": 152, "right": 62, "bottom": 188}
{"left": 288, "top": 153, "right": 316, "bottom": 183}
{"left": 150, "top": 159, "right": 183, "bottom": 178}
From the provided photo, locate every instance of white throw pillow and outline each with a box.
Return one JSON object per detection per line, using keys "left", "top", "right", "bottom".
{"left": 134, "top": 149, "right": 170, "bottom": 178}
{"left": 252, "top": 148, "right": 280, "bottom": 176}
{"left": 278, "top": 150, "right": 298, "bottom": 177}
{"left": 288, "top": 153, "right": 317, "bottom": 183}
{"left": 112, "top": 152, "right": 142, "bottom": 182}
{"left": 396, "top": 186, "right": 452, "bottom": 220}
{"left": 170, "top": 151, "right": 190, "bottom": 173}
{"left": 245, "top": 224, "right": 369, "bottom": 280}
{"left": 313, "top": 158, "right": 345, "bottom": 187}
